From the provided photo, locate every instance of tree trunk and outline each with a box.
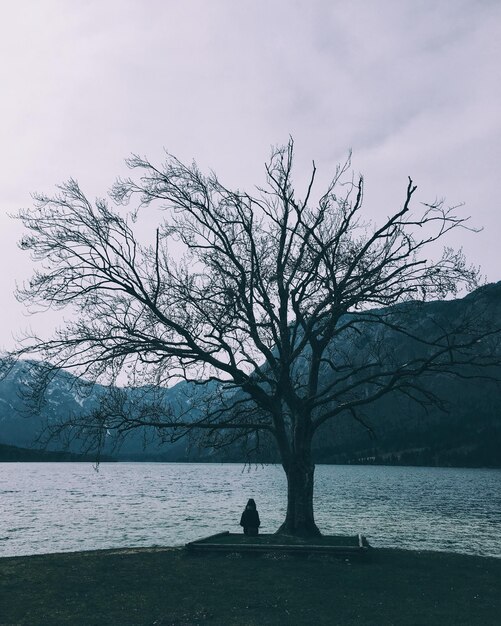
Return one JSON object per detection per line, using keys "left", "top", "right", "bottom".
{"left": 277, "top": 457, "right": 321, "bottom": 536}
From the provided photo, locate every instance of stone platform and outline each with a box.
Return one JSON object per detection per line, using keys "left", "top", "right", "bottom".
{"left": 185, "top": 531, "right": 370, "bottom": 557}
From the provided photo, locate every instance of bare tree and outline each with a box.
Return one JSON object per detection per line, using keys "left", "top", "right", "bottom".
{"left": 13, "top": 140, "right": 501, "bottom": 535}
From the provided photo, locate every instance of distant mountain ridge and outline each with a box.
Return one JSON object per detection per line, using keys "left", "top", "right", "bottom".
{"left": 0, "top": 360, "right": 196, "bottom": 460}
{"left": 1, "top": 282, "right": 501, "bottom": 466}
{"left": 0, "top": 442, "right": 114, "bottom": 462}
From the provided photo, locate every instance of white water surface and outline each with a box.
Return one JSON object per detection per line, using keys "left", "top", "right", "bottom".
{"left": 1, "top": 462, "right": 500, "bottom": 558}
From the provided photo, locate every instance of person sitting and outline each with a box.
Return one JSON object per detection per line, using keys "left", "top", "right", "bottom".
{"left": 240, "top": 498, "right": 261, "bottom": 536}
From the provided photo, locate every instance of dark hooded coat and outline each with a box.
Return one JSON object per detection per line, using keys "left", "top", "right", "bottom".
{"left": 240, "top": 500, "right": 260, "bottom": 534}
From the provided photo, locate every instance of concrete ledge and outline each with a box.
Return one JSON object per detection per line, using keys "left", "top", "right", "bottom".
{"left": 185, "top": 532, "right": 370, "bottom": 556}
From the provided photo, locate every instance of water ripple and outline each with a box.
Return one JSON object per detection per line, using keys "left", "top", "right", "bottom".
{"left": 0, "top": 462, "right": 500, "bottom": 558}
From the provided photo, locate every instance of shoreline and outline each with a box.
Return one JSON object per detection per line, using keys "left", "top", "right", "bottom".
{"left": 2, "top": 456, "right": 501, "bottom": 470}
{"left": 2, "top": 542, "right": 500, "bottom": 562}
{"left": 1, "top": 546, "right": 500, "bottom": 625}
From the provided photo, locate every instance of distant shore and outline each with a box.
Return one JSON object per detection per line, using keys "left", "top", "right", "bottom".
{"left": 1, "top": 546, "right": 500, "bottom": 625}
{"left": 2, "top": 442, "right": 500, "bottom": 469}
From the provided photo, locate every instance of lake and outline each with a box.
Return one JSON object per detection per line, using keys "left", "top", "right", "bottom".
{"left": 1, "top": 463, "right": 500, "bottom": 558}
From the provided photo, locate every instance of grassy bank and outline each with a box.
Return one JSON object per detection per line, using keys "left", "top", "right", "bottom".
{"left": 1, "top": 546, "right": 500, "bottom": 625}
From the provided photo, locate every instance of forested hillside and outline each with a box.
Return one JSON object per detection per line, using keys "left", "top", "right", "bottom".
{"left": 2, "top": 283, "right": 500, "bottom": 467}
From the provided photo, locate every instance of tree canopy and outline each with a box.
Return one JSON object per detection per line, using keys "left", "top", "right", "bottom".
{"left": 13, "top": 140, "right": 500, "bottom": 534}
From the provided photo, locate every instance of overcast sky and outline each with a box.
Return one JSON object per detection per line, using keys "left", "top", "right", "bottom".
{"left": 1, "top": 0, "right": 500, "bottom": 349}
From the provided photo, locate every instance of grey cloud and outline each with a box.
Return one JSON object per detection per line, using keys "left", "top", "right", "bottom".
{"left": 0, "top": 0, "right": 499, "bottom": 347}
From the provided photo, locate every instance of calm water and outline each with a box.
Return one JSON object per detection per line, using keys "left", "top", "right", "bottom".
{"left": 1, "top": 463, "right": 500, "bottom": 558}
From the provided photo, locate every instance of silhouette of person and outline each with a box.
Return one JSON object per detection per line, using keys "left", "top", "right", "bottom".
{"left": 240, "top": 498, "right": 261, "bottom": 536}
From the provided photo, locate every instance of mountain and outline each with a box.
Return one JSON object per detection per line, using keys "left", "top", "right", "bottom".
{"left": 311, "top": 282, "right": 501, "bottom": 468}
{"left": 0, "top": 442, "right": 114, "bottom": 462}
{"left": 313, "top": 374, "right": 501, "bottom": 468}
{"left": 0, "top": 361, "right": 198, "bottom": 460}
{"left": 1, "top": 283, "right": 501, "bottom": 466}
{"left": 0, "top": 360, "right": 97, "bottom": 449}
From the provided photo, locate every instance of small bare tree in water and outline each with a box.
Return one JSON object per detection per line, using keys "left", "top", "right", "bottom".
{"left": 13, "top": 140, "right": 501, "bottom": 535}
